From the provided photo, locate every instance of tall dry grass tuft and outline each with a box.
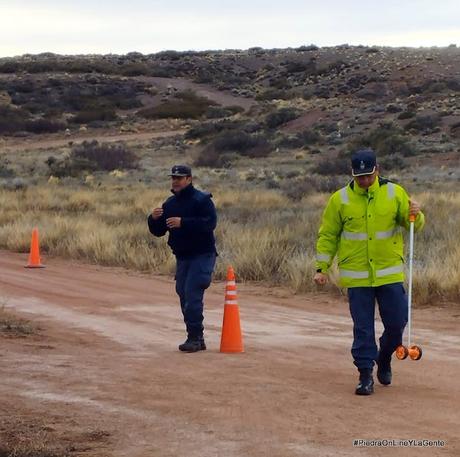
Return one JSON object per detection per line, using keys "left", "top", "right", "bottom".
{"left": 0, "top": 184, "right": 458, "bottom": 305}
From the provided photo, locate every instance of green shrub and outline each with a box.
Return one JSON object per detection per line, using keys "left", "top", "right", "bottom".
{"left": 398, "top": 111, "right": 416, "bottom": 120}
{"left": 348, "top": 123, "right": 415, "bottom": 156}
{"left": 227, "top": 105, "right": 245, "bottom": 115}
{"left": 295, "top": 44, "right": 319, "bottom": 52}
{"left": 266, "top": 108, "right": 300, "bottom": 129}
{"left": 71, "top": 108, "right": 117, "bottom": 124}
{"left": 210, "top": 131, "right": 271, "bottom": 157}
{"left": 0, "top": 159, "right": 15, "bottom": 178}
{"left": 25, "top": 119, "right": 66, "bottom": 133}
{"left": 72, "top": 141, "right": 138, "bottom": 171}
{"left": 277, "top": 129, "right": 321, "bottom": 149}
{"left": 194, "top": 148, "right": 237, "bottom": 168}
{"left": 420, "top": 80, "right": 449, "bottom": 93}
{"left": 184, "top": 119, "right": 256, "bottom": 141}
{"left": 46, "top": 141, "right": 139, "bottom": 177}
{"left": 255, "top": 89, "right": 294, "bottom": 101}
{"left": 312, "top": 157, "right": 351, "bottom": 176}
{"left": 138, "top": 90, "right": 217, "bottom": 120}
{"left": 281, "top": 175, "right": 343, "bottom": 200}
{"left": 378, "top": 154, "right": 408, "bottom": 171}
{"left": 0, "top": 60, "right": 20, "bottom": 73}
{"left": 405, "top": 114, "right": 441, "bottom": 133}
{"left": 450, "top": 122, "right": 460, "bottom": 138}
{"left": 205, "top": 107, "right": 235, "bottom": 119}
{"left": 194, "top": 130, "right": 271, "bottom": 167}
{"left": 119, "top": 63, "right": 151, "bottom": 76}
{"left": 0, "top": 106, "right": 29, "bottom": 134}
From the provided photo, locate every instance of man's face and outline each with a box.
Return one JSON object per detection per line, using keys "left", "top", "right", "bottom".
{"left": 171, "top": 175, "right": 192, "bottom": 192}
{"left": 354, "top": 170, "right": 378, "bottom": 190}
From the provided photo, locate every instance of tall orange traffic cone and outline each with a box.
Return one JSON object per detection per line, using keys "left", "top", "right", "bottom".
{"left": 25, "top": 228, "right": 45, "bottom": 268}
{"left": 220, "top": 266, "right": 244, "bottom": 353}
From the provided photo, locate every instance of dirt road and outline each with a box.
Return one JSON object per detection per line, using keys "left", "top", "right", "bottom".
{"left": 0, "top": 129, "right": 186, "bottom": 154}
{"left": 0, "top": 251, "right": 459, "bottom": 456}
{"left": 135, "top": 76, "right": 255, "bottom": 111}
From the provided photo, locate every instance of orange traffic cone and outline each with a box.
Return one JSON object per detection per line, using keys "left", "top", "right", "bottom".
{"left": 220, "top": 266, "right": 244, "bottom": 353}
{"left": 25, "top": 228, "right": 45, "bottom": 268}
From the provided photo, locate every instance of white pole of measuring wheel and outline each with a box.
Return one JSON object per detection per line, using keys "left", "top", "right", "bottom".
{"left": 407, "top": 218, "right": 415, "bottom": 348}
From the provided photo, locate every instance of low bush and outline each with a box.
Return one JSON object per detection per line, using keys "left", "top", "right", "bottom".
{"left": 405, "top": 114, "right": 441, "bottom": 133}
{"left": 24, "top": 118, "right": 66, "bottom": 133}
{"left": 280, "top": 175, "right": 344, "bottom": 200}
{"left": 0, "top": 106, "right": 66, "bottom": 134}
{"left": 0, "top": 105, "right": 29, "bottom": 134}
{"left": 46, "top": 141, "right": 139, "bottom": 177}
{"left": 212, "top": 131, "right": 271, "bottom": 157}
{"left": 71, "top": 141, "right": 139, "bottom": 171}
{"left": 266, "top": 108, "right": 300, "bottom": 129}
{"left": 205, "top": 107, "right": 236, "bottom": 119}
{"left": 185, "top": 119, "right": 256, "bottom": 141}
{"left": 348, "top": 123, "right": 415, "bottom": 156}
{"left": 71, "top": 108, "right": 117, "bottom": 124}
{"left": 378, "top": 154, "right": 408, "bottom": 171}
{"left": 398, "top": 111, "right": 416, "bottom": 120}
{"left": 312, "top": 157, "right": 351, "bottom": 176}
{"left": 277, "top": 129, "right": 322, "bottom": 149}
{"left": 194, "top": 130, "right": 271, "bottom": 167}
{"left": 255, "top": 89, "right": 294, "bottom": 101}
{"left": 138, "top": 90, "right": 217, "bottom": 120}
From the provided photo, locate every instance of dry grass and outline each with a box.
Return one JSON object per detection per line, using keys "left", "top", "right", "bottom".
{"left": 0, "top": 431, "right": 66, "bottom": 457}
{"left": 0, "top": 416, "right": 110, "bottom": 457}
{"left": 0, "top": 183, "right": 458, "bottom": 305}
{"left": 0, "top": 306, "right": 38, "bottom": 337}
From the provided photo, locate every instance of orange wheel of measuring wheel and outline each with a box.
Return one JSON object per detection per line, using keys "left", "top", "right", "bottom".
{"left": 395, "top": 345, "right": 409, "bottom": 360}
{"left": 409, "top": 345, "right": 422, "bottom": 360}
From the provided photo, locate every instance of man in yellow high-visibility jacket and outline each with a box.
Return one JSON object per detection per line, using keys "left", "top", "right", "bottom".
{"left": 314, "top": 149, "right": 424, "bottom": 396}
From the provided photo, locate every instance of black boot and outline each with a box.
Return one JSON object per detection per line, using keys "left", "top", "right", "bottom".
{"left": 178, "top": 336, "right": 206, "bottom": 353}
{"left": 355, "top": 369, "right": 374, "bottom": 395}
{"left": 376, "top": 353, "right": 392, "bottom": 385}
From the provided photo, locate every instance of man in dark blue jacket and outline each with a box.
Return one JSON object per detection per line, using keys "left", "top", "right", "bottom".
{"left": 148, "top": 165, "right": 217, "bottom": 352}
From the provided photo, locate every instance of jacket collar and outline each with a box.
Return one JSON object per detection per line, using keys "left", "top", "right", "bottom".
{"left": 350, "top": 176, "right": 380, "bottom": 196}
{"left": 171, "top": 183, "right": 194, "bottom": 198}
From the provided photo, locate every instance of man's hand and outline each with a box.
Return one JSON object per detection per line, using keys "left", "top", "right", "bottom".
{"left": 152, "top": 208, "right": 164, "bottom": 220}
{"left": 409, "top": 199, "right": 421, "bottom": 217}
{"left": 166, "top": 217, "right": 181, "bottom": 229}
{"left": 314, "top": 272, "right": 328, "bottom": 285}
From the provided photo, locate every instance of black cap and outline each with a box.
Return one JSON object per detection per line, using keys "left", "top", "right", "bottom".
{"left": 168, "top": 164, "right": 192, "bottom": 177}
{"left": 351, "top": 149, "right": 377, "bottom": 176}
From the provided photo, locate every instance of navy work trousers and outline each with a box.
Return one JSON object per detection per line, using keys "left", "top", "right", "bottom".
{"left": 348, "top": 283, "right": 408, "bottom": 370}
{"left": 175, "top": 253, "right": 216, "bottom": 339}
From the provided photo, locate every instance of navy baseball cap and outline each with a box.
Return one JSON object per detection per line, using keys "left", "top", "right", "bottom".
{"left": 351, "top": 149, "right": 377, "bottom": 176}
{"left": 168, "top": 164, "right": 192, "bottom": 177}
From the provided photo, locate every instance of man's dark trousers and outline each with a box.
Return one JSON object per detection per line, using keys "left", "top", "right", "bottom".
{"left": 175, "top": 252, "right": 216, "bottom": 339}
{"left": 348, "top": 283, "right": 408, "bottom": 370}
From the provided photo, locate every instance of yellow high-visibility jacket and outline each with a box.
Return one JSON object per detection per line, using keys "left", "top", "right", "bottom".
{"left": 315, "top": 177, "right": 425, "bottom": 288}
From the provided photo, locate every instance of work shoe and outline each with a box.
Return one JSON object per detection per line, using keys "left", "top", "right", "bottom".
{"left": 377, "top": 355, "right": 392, "bottom": 385}
{"left": 178, "top": 337, "right": 206, "bottom": 353}
{"left": 355, "top": 370, "right": 374, "bottom": 396}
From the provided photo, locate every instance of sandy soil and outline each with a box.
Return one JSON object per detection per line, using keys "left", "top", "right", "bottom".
{"left": 0, "top": 251, "right": 459, "bottom": 456}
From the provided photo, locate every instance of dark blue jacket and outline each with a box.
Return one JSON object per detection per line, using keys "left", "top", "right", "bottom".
{"left": 148, "top": 184, "right": 217, "bottom": 259}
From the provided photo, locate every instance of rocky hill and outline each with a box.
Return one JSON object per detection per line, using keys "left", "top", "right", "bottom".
{"left": 1, "top": 45, "right": 459, "bottom": 179}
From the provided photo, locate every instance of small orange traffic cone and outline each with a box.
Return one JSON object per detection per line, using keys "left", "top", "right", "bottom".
{"left": 25, "top": 228, "right": 45, "bottom": 268}
{"left": 220, "top": 266, "right": 244, "bottom": 353}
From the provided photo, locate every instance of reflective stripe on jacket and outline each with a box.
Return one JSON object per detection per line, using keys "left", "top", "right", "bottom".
{"left": 315, "top": 177, "right": 425, "bottom": 287}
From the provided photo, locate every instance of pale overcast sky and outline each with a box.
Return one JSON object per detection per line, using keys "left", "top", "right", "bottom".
{"left": 1, "top": 0, "right": 459, "bottom": 57}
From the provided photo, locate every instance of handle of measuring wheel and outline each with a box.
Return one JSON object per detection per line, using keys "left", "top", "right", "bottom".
{"left": 409, "top": 214, "right": 416, "bottom": 223}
